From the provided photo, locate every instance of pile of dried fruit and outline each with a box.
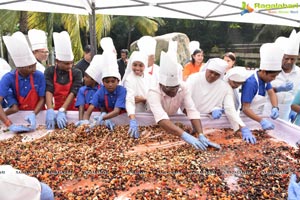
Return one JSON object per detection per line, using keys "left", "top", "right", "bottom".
{"left": 0, "top": 124, "right": 299, "bottom": 199}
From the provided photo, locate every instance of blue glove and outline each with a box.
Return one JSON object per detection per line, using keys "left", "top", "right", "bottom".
{"left": 75, "top": 120, "right": 90, "bottom": 127}
{"left": 9, "top": 124, "right": 33, "bottom": 133}
{"left": 46, "top": 109, "right": 56, "bottom": 130}
{"left": 288, "top": 174, "right": 300, "bottom": 200}
{"left": 276, "top": 82, "right": 293, "bottom": 92}
{"left": 24, "top": 113, "right": 36, "bottom": 130}
{"left": 57, "top": 111, "right": 67, "bottom": 129}
{"left": 94, "top": 112, "right": 107, "bottom": 126}
{"left": 181, "top": 132, "right": 207, "bottom": 150}
{"left": 289, "top": 110, "right": 297, "bottom": 122}
{"left": 199, "top": 134, "right": 221, "bottom": 149}
{"left": 128, "top": 119, "right": 139, "bottom": 138}
{"left": 211, "top": 108, "right": 223, "bottom": 119}
{"left": 270, "top": 107, "right": 279, "bottom": 120}
{"left": 260, "top": 119, "right": 274, "bottom": 130}
{"left": 105, "top": 120, "right": 115, "bottom": 131}
{"left": 241, "top": 127, "right": 256, "bottom": 144}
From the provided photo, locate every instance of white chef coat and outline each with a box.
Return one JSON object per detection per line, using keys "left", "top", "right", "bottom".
{"left": 265, "top": 65, "right": 300, "bottom": 120}
{"left": 123, "top": 71, "right": 153, "bottom": 115}
{"left": 36, "top": 61, "right": 45, "bottom": 73}
{"left": 0, "top": 165, "right": 41, "bottom": 200}
{"left": 187, "top": 71, "right": 244, "bottom": 131}
{"left": 147, "top": 81, "right": 200, "bottom": 123}
{"left": 145, "top": 64, "right": 160, "bottom": 84}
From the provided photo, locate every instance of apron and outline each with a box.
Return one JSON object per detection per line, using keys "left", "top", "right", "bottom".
{"left": 104, "top": 94, "right": 126, "bottom": 114}
{"left": 84, "top": 85, "right": 101, "bottom": 111}
{"left": 53, "top": 67, "right": 76, "bottom": 110}
{"left": 250, "top": 72, "right": 267, "bottom": 115}
{"left": 15, "top": 71, "right": 39, "bottom": 110}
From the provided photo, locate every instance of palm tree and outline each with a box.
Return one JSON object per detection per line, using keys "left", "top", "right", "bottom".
{"left": 111, "top": 16, "right": 165, "bottom": 49}
{"left": 0, "top": 10, "right": 111, "bottom": 62}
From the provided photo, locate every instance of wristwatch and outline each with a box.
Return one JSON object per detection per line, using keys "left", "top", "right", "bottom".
{"left": 58, "top": 107, "right": 66, "bottom": 112}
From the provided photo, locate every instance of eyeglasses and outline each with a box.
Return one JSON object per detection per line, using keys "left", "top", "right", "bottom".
{"left": 164, "top": 85, "right": 180, "bottom": 91}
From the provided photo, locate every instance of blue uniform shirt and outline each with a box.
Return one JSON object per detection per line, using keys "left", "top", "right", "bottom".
{"left": 241, "top": 72, "right": 272, "bottom": 104}
{"left": 75, "top": 85, "right": 100, "bottom": 107}
{"left": 90, "top": 85, "right": 126, "bottom": 111}
{"left": 0, "top": 70, "right": 46, "bottom": 99}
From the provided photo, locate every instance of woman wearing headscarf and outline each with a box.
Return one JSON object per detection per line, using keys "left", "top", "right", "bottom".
{"left": 122, "top": 51, "right": 151, "bottom": 138}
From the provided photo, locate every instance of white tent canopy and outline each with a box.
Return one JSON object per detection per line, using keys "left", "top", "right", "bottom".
{"left": 0, "top": 0, "right": 299, "bottom": 27}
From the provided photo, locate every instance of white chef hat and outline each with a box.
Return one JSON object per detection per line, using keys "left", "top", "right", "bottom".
{"left": 0, "top": 58, "right": 11, "bottom": 80}
{"left": 259, "top": 43, "right": 283, "bottom": 71}
{"left": 206, "top": 58, "right": 227, "bottom": 76}
{"left": 3, "top": 31, "right": 37, "bottom": 67}
{"left": 101, "top": 51, "right": 121, "bottom": 81}
{"left": 100, "top": 37, "right": 116, "bottom": 55}
{"left": 85, "top": 55, "right": 103, "bottom": 84}
{"left": 137, "top": 36, "right": 157, "bottom": 56}
{"left": 28, "top": 29, "right": 48, "bottom": 51}
{"left": 167, "top": 40, "right": 178, "bottom": 60}
{"left": 189, "top": 41, "right": 200, "bottom": 55}
{"left": 224, "top": 67, "right": 249, "bottom": 82}
{"left": 53, "top": 31, "right": 74, "bottom": 62}
{"left": 285, "top": 29, "right": 300, "bottom": 56}
{"left": 159, "top": 51, "right": 180, "bottom": 87}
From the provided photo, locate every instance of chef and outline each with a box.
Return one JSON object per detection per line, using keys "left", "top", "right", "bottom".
{"left": 241, "top": 43, "right": 283, "bottom": 130}
{"left": 44, "top": 31, "right": 82, "bottom": 129}
{"left": 264, "top": 30, "right": 300, "bottom": 122}
{"left": 28, "top": 29, "right": 49, "bottom": 73}
{"left": 0, "top": 32, "right": 46, "bottom": 132}
{"left": 147, "top": 51, "right": 220, "bottom": 150}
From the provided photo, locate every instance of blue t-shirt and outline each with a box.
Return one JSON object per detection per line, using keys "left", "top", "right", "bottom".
{"left": 90, "top": 85, "right": 126, "bottom": 111}
{"left": 241, "top": 72, "right": 272, "bottom": 104}
{"left": 0, "top": 70, "right": 46, "bottom": 98}
{"left": 75, "top": 85, "right": 100, "bottom": 107}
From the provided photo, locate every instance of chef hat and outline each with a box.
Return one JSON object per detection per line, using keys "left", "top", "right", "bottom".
{"left": 206, "top": 58, "right": 227, "bottom": 76}
{"left": 100, "top": 37, "right": 116, "bottom": 55}
{"left": 189, "top": 41, "right": 200, "bottom": 55}
{"left": 224, "top": 67, "right": 249, "bottom": 82}
{"left": 285, "top": 29, "right": 300, "bottom": 56}
{"left": 101, "top": 51, "right": 121, "bottom": 81}
{"left": 159, "top": 51, "right": 180, "bottom": 87}
{"left": 3, "top": 31, "right": 37, "bottom": 67}
{"left": 0, "top": 58, "right": 11, "bottom": 80}
{"left": 28, "top": 29, "right": 48, "bottom": 51}
{"left": 137, "top": 36, "right": 157, "bottom": 56}
{"left": 259, "top": 43, "right": 283, "bottom": 71}
{"left": 167, "top": 40, "right": 178, "bottom": 60}
{"left": 53, "top": 31, "right": 74, "bottom": 61}
{"left": 85, "top": 55, "right": 103, "bottom": 84}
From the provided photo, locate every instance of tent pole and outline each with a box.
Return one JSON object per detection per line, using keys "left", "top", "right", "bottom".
{"left": 89, "top": 1, "right": 97, "bottom": 57}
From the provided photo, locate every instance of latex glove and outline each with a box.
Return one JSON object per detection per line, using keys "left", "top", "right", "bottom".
{"left": 128, "top": 119, "right": 139, "bottom": 138}
{"left": 9, "top": 124, "right": 33, "bottom": 133}
{"left": 241, "top": 127, "right": 256, "bottom": 144}
{"left": 276, "top": 82, "right": 293, "bottom": 92}
{"left": 181, "top": 132, "right": 207, "bottom": 150}
{"left": 24, "top": 113, "right": 36, "bottom": 130}
{"left": 270, "top": 107, "right": 279, "bottom": 120}
{"left": 211, "top": 108, "right": 223, "bottom": 119}
{"left": 288, "top": 174, "right": 300, "bottom": 200}
{"left": 75, "top": 120, "right": 90, "bottom": 127}
{"left": 105, "top": 120, "right": 115, "bottom": 131}
{"left": 46, "top": 109, "right": 56, "bottom": 130}
{"left": 57, "top": 111, "right": 67, "bottom": 129}
{"left": 94, "top": 112, "right": 107, "bottom": 126}
{"left": 289, "top": 110, "right": 297, "bottom": 122}
{"left": 199, "top": 134, "right": 221, "bottom": 149}
{"left": 260, "top": 119, "right": 274, "bottom": 130}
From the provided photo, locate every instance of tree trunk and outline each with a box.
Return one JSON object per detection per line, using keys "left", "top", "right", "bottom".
{"left": 19, "top": 11, "right": 28, "bottom": 34}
